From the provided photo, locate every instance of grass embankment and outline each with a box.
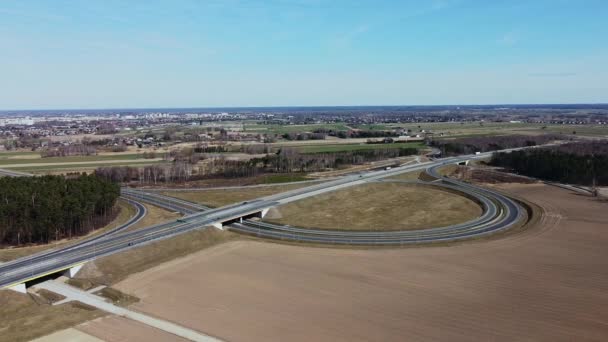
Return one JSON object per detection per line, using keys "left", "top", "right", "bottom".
{"left": 76, "top": 229, "right": 237, "bottom": 285}
{"left": 387, "top": 170, "right": 423, "bottom": 181}
{"left": 265, "top": 183, "right": 482, "bottom": 231}
{"left": 0, "top": 290, "right": 105, "bottom": 342}
{"left": 160, "top": 183, "right": 312, "bottom": 208}
{"left": 0, "top": 200, "right": 135, "bottom": 262}
{"left": 126, "top": 203, "right": 181, "bottom": 232}
{"left": 260, "top": 173, "right": 309, "bottom": 184}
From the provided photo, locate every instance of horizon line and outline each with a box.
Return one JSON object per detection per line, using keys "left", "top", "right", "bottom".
{"left": 2, "top": 102, "right": 608, "bottom": 113}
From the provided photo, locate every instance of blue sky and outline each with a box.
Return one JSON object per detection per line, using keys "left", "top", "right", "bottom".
{"left": 0, "top": 0, "right": 607, "bottom": 109}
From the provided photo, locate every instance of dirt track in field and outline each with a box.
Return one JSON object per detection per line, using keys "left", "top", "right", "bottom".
{"left": 84, "top": 183, "right": 608, "bottom": 341}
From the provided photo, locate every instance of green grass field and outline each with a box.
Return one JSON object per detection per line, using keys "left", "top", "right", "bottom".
{"left": 0, "top": 151, "right": 40, "bottom": 156}
{"left": 343, "top": 122, "right": 608, "bottom": 138}
{"left": 0, "top": 153, "right": 163, "bottom": 166}
{"left": 14, "top": 160, "right": 168, "bottom": 173}
{"left": 295, "top": 142, "right": 425, "bottom": 154}
{"left": 242, "top": 121, "right": 570, "bottom": 138}
{"left": 533, "top": 124, "right": 608, "bottom": 137}
{"left": 243, "top": 123, "right": 351, "bottom": 134}
{"left": 349, "top": 124, "right": 392, "bottom": 130}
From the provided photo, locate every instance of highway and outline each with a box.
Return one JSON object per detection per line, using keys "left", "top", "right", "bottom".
{"left": 127, "top": 159, "right": 524, "bottom": 245}
{"left": 0, "top": 150, "right": 526, "bottom": 289}
{"left": 0, "top": 168, "right": 34, "bottom": 177}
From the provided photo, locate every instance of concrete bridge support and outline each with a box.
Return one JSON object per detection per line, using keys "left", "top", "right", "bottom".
{"left": 8, "top": 282, "right": 26, "bottom": 294}
{"left": 64, "top": 264, "right": 83, "bottom": 278}
{"left": 258, "top": 208, "right": 270, "bottom": 219}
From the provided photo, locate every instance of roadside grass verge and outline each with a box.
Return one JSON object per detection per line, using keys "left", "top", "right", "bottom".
{"left": 387, "top": 170, "right": 423, "bottom": 181}
{"left": 77, "top": 229, "right": 238, "bottom": 285}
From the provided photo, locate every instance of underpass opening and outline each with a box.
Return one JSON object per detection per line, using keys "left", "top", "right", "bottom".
{"left": 213, "top": 209, "right": 271, "bottom": 230}
{"left": 223, "top": 211, "right": 265, "bottom": 226}
{"left": 24, "top": 272, "right": 64, "bottom": 289}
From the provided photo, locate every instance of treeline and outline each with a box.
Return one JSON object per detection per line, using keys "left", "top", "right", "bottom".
{"left": 490, "top": 141, "right": 608, "bottom": 186}
{"left": 431, "top": 135, "right": 562, "bottom": 156}
{"left": 313, "top": 129, "right": 398, "bottom": 139}
{"left": 194, "top": 145, "right": 228, "bottom": 153}
{"left": 97, "top": 162, "right": 195, "bottom": 184}
{"left": 282, "top": 132, "right": 326, "bottom": 141}
{"left": 41, "top": 144, "right": 97, "bottom": 158}
{"left": 271, "top": 147, "right": 418, "bottom": 173}
{"left": 0, "top": 175, "right": 120, "bottom": 246}
{"left": 96, "top": 146, "right": 419, "bottom": 184}
{"left": 194, "top": 143, "right": 272, "bottom": 154}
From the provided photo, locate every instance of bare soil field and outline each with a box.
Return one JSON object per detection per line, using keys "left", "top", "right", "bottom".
{"left": 32, "top": 328, "right": 102, "bottom": 342}
{"left": 77, "top": 316, "right": 190, "bottom": 342}
{"left": 266, "top": 182, "right": 482, "bottom": 230}
{"left": 103, "top": 183, "right": 608, "bottom": 341}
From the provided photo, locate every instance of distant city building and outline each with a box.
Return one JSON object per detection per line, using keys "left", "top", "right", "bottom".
{"left": 0, "top": 117, "right": 35, "bottom": 126}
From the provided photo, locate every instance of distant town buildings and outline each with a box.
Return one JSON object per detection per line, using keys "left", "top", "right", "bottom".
{"left": 0, "top": 117, "right": 34, "bottom": 126}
